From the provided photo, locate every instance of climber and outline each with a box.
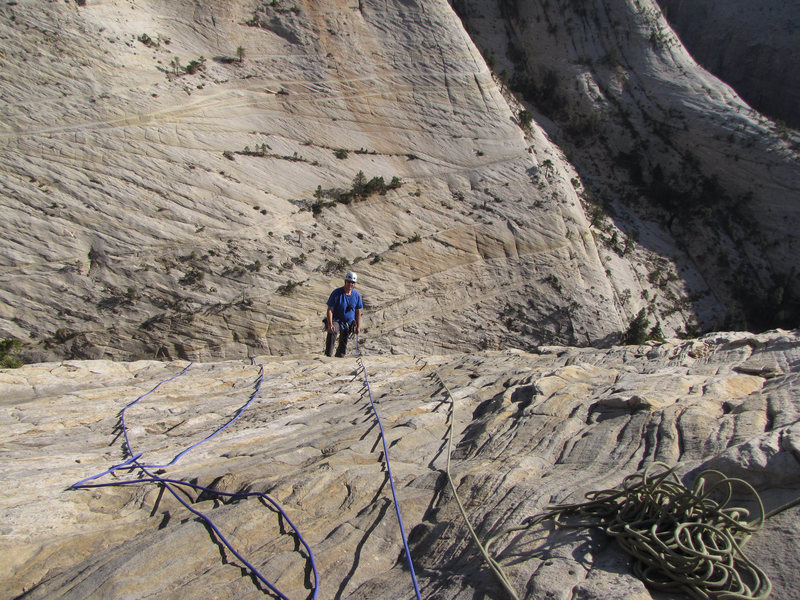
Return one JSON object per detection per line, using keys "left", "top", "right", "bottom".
{"left": 324, "top": 271, "right": 363, "bottom": 357}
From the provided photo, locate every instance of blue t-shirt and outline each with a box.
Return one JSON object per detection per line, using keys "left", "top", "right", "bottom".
{"left": 327, "top": 287, "right": 363, "bottom": 325}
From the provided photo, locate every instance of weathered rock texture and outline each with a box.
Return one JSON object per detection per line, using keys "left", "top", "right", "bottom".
{"left": 1, "top": 0, "right": 798, "bottom": 365}
{"left": 2, "top": 328, "right": 800, "bottom": 599}
{"left": 656, "top": 0, "right": 800, "bottom": 129}
{"left": 0, "top": 0, "right": 626, "bottom": 362}
{"left": 453, "top": 0, "right": 800, "bottom": 332}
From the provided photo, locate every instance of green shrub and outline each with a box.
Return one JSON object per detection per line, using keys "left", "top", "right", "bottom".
{"left": 312, "top": 199, "right": 335, "bottom": 215}
{"left": 138, "top": 33, "right": 158, "bottom": 48}
{"left": 179, "top": 268, "right": 204, "bottom": 285}
{"left": 277, "top": 280, "right": 303, "bottom": 295}
{"left": 624, "top": 309, "right": 650, "bottom": 345}
{"left": 185, "top": 56, "right": 206, "bottom": 74}
{"left": 649, "top": 322, "right": 664, "bottom": 342}
{"left": 543, "top": 274, "right": 562, "bottom": 293}
{"left": 323, "top": 257, "right": 350, "bottom": 273}
{"left": 0, "top": 338, "right": 22, "bottom": 369}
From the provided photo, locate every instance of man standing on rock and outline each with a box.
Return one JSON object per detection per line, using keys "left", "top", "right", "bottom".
{"left": 325, "top": 271, "right": 362, "bottom": 357}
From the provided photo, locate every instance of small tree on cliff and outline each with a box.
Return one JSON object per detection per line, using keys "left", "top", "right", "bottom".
{"left": 624, "top": 309, "right": 650, "bottom": 345}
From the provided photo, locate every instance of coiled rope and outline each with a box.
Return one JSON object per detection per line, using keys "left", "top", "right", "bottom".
{"left": 70, "top": 362, "right": 319, "bottom": 600}
{"left": 431, "top": 368, "right": 791, "bottom": 600}
{"left": 485, "top": 462, "right": 773, "bottom": 600}
{"left": 354, "top": 335, "right": 423, "bottom": 600}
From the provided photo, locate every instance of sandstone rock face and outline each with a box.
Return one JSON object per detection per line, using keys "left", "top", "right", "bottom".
{"left": 0, "top": 0, "right": 634, "bottom": 363}
{"left": 454, "top": 0, "right": 800, "bottom": 332}
{"left": 656, "top": 0, "right": 800, "bottom": 129}
{"left": 1, "top": 0, "right": 797, "bottom": 366}
{"left": 2, "top": 328, "right": 799, "bottom": 599}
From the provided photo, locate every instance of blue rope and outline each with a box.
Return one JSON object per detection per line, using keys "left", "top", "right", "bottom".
{"left": 70, "top": 362, "right": 319, "bottom": 600}
{"left": 354, "top": 335, "right": 423, "bottom": 600}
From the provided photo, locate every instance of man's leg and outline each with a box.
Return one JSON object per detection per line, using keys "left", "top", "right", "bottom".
{"left": 335, "top": 323, "right": 350, "bottom": 357}
{"left": 325, "top": 323, "right": 339, "bottom": 357}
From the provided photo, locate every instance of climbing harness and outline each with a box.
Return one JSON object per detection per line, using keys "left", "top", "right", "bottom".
{"left": 484, "top": 462, "right": 775, "bottom": 600}
{"left": 433, "top": 370, "right": 520, "bottom": 600}
{"left": 70, "top": 362, "right": 319, "bottom": 600}
{"left": 354, "top": 335, "right": 423, "bottom": 600}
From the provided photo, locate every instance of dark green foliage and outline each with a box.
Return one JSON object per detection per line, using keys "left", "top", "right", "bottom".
{"left": 543, "top": 274, "right": 562, "bottom": 293}
{"left": 323, "top": 257, "right": 350, "bottom": 274}
{"left": 0, "top": 338, "right": 22, "bottom": 369}
{"left": 348, "top": 171, "right": 366, "bottom": 197}
{"left": 179, "top": 268, "right": 204, "bottom": 285}
{"left": 363, "top": 176, "right": 386, "bottom": 196}
{"left": 137, "top": 33, "right": 158, "bottom": 48}
{"left": 311, "top": 199, "right": 336, "bottom": 214}
{"left": 649, "top": 322, "right": 664, "bottom": 342}
{"left": 184, "top": 56, "right": 206, "bottom": 74}
{"left": 311, "top": 173, "right": 402, "bottom": 215}
{"left": 624, "top": 309, "right": 650, "bottom": 345}
{"left": 277, "top": 280, "right": 303, "bottom": 295}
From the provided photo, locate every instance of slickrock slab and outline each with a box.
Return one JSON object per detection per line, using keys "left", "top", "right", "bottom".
{"left": 2, "top": 329, "right": 799, "bottom": 599}
{"left": 0, "top": 0, "right": 627, "bottom": 362}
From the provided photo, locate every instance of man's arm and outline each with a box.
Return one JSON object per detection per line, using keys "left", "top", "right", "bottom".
{"left": 327, "top": 306, "right": 335, "bottom": 332}
{"left": 353, "top": 308, "right": 361, "bottom": 334}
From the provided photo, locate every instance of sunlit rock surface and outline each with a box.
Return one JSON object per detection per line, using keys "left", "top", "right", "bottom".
{"left": 2, "top": 0, "right": 797, "bottom": 365}
{"left": 2, "top": 328, "right": 799, "bottom": 599}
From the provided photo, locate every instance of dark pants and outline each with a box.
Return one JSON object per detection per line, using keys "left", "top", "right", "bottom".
{"left": 325, "top": 321, "right": 352, "bottom": 357}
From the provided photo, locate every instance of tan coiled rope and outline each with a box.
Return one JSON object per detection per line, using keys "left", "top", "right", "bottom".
{"left": 435, "top": 369, "right": 783, "bottom": 600}
{"left": 485, "top": 463, "right": 773, "bottom": 600}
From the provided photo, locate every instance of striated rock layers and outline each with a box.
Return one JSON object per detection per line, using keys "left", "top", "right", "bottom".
{"left": 453, "top": 0, "right": 800, "bottom": 332}
{"left": 0, "top": 0, "right": 629, "bottom": 363}
{"left": 2, "top": 328, "right": 800, "bottom": 599}
{"left": 1, "top": 0, "right": 797, "bottom": 365}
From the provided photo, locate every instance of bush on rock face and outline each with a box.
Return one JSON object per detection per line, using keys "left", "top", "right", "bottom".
{"left": 625, "top": 309, "right": 650, "bottom": 345}
{"left": 1, "top": 337, "right": 23, "bottom": 368}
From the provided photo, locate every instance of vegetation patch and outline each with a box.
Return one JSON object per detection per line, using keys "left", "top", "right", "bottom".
{"left": 308, "top": 171, "right": 402, "bottom": 215}
{"left": 0, "top": 338, "right": 23, "bottom": 369}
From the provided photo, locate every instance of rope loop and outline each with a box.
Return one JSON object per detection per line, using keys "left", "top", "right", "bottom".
{"left": 70, "top": 362, "right": 319, "bottom": 600}
{"left": 486, "top": 462, "right": 772, "bottom": 600}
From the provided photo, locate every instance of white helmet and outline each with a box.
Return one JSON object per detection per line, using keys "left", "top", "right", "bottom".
{"left": 345, "top": 271, "right": 357, "bottom": 283}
